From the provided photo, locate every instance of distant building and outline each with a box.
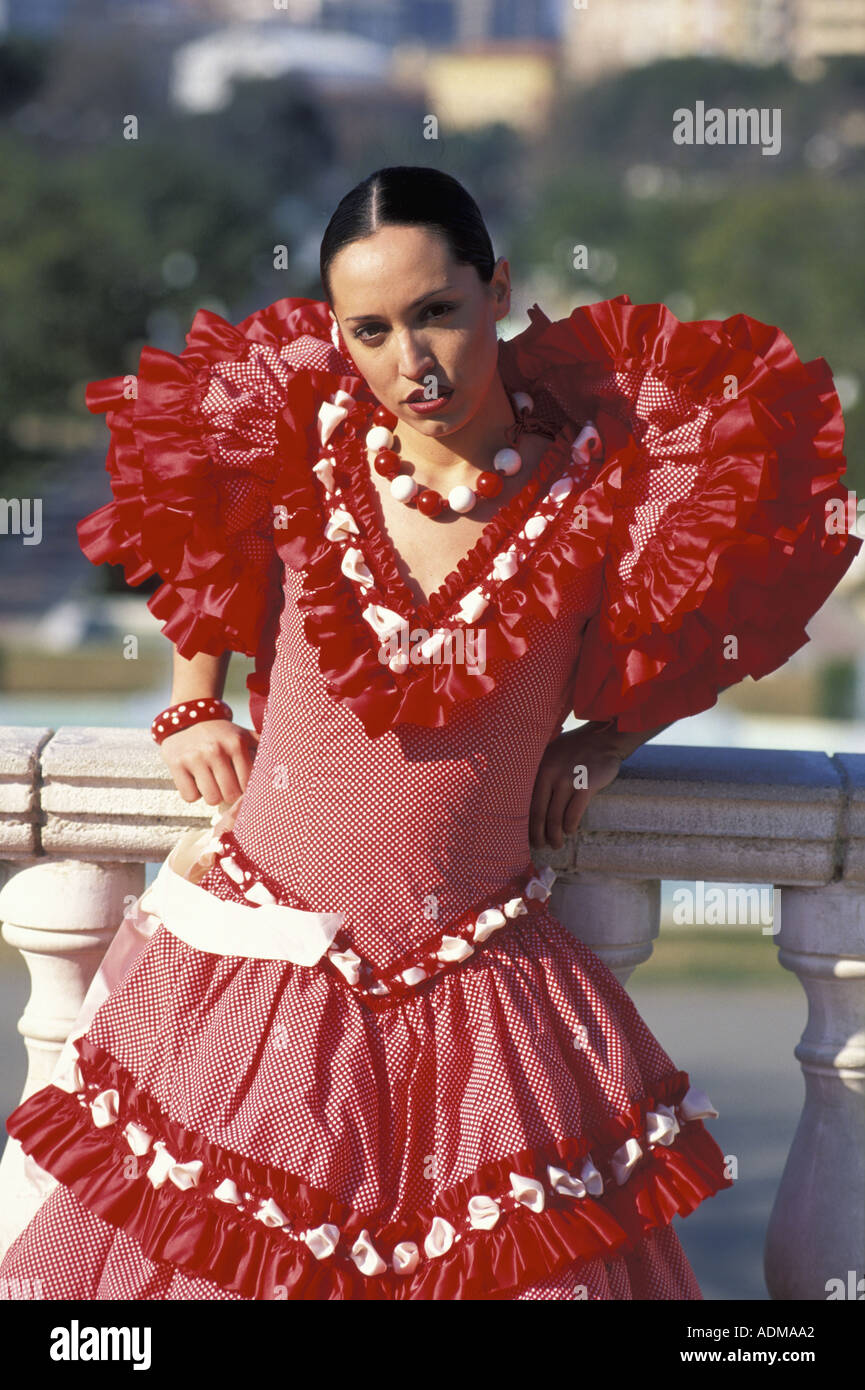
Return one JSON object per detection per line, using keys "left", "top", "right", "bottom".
{"left": 171, "top": 22, "right": 392, "bottom": 111}
{"left": 562, "top": 0, "right": 865, "bottom": 81}
{"left": 172, "top": 0, "right": 562, "bottom": 46}
{"left": 407, "top": 40, "right": 560, "bottom": 133}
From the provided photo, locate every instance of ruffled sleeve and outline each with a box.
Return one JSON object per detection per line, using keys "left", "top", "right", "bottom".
{"left": 78, "top": 296, "right": 361, "bottom": 664}
{"left": 507, "top": 295, "right": 861, "bottom": 732}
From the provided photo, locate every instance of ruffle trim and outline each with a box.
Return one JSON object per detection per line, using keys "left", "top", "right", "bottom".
{"left": 78, "top": 297, "right": 372, "bottom": 671}
{"left": 202, "top": 828, "right": 559, "bottom": 1009}
{"left": 8, "top": 1038, "right": 732, "bottom": 1300}
{"left": 505, "top": 294, "right": 862, "bottom": 731}
{"left": 269, "top": 388, "right": 610, "bottom": 739}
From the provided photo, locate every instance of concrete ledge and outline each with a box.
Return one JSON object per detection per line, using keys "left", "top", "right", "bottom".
{"left": 1, "top": 728, "right": 864, "bottom": 881}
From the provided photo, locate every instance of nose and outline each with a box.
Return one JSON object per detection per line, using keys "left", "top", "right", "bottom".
{"left": 395, "top": 328, "right": 436, "bottom": 383}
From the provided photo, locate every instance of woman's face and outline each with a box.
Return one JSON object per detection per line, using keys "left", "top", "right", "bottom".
{"left": 327, "top": 223, "right": 511, "bottom": 441}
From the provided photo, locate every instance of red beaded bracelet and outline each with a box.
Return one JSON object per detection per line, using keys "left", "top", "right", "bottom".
{"left": 150, "top": 698, "right": 233, "bottom": 745}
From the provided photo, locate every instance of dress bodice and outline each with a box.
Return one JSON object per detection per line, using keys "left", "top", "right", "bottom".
{"left": 228, "top": 564, "right": 597, "bottom": 968}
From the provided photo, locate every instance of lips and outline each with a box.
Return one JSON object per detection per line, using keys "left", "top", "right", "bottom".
{"left": 404, "top": 387, "right": 452, "bottom": 403}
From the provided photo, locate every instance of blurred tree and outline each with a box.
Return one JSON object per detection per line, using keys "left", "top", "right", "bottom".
{"left": 0, "top": 37, "right": 50, "bottom": 118}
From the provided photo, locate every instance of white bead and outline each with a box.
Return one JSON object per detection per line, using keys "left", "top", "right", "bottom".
{"left": 365, "top": 425, "right": 393, "bottom": 451}
{"left": 388, "top": 651, "right": 410, "bottom": 674}
{"left": 390, "top": 474, "right": 417, "bottom": 503}
{"left": 493, "top": 447, "right": 522, "bottom": 476}
{"left": 448, "top": 484, "right": 476, "bottom": 514}
{"left": 512, "top": 391, "right": 533, "bottom": 414}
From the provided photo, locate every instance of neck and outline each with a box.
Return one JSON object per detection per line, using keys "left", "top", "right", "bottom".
{"left": 392, "top": 369, "right": 517, "bottom": 477}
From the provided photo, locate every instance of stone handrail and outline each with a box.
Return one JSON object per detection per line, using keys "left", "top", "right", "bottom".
{"left": 0, "top": 725, "right": 862, "bottom": 1299}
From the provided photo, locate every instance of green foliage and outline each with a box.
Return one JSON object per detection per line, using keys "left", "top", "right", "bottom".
{"left": 818, "top": 657, "right": 858, "bottom": 720}
{"left": 0, "top": 42, "right": 861, "bottom": 494}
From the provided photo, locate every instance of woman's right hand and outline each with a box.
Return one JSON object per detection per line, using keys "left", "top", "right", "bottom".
{"left": 158, "top": 720, "right": 260, "bottom": 806}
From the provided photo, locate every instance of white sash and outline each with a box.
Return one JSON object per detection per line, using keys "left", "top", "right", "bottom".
{"left": 140, "top": 824, "right": 345, "bottom": 967}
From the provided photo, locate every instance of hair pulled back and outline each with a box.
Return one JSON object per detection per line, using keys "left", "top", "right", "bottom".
{"left": 319, "top": 165, "right": 496, "bottom": 303}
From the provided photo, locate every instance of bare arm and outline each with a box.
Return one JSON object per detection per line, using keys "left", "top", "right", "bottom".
{"left": 158, "top": 647, "right": 259, "bottom": 807}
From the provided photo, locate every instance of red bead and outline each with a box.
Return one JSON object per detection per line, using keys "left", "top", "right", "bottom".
{"left": 374, "top": 449, "right": 402, "bottom": 480}
{"left": 372, "top": 405, "right": 398, "bottom": 429}
{"left": 416, "top": 488, "right": 445, "bottom": 517}
{"left": 476, "top": 470, "right": 504, "bottom": 498}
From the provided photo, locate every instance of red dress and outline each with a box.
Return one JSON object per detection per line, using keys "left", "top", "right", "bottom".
{"left": 1, "top": 294, "right": 858, "bottom": 1300}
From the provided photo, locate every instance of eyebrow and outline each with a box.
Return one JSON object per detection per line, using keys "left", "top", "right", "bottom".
{"left": 344, "top": 285, "right": 456, "bottom": 323}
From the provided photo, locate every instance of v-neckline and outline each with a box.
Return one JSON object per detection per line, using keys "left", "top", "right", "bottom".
{"left": 338, "top": 419, "right": 579, "bottom": 628}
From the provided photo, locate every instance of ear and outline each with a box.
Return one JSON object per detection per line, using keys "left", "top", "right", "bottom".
{"left": 491, "top": 257, "right": 511, "bottom": 323}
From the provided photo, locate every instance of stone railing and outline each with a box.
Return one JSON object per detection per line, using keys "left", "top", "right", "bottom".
{"left": 0, "top": 726, "right": 863, "bottom": 1299}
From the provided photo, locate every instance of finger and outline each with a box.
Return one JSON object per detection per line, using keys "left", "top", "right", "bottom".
{"left": 230, "top": 742, "right": 256, "bottom": 794}
{"left": 187, "top": 759, "right": 225, "bottom": 807}
{"left": 528, "top": 769, "right": 553, "bottom": 847}
{"left": 171, "top": 763, "right": 203, "bottom": 804}
{"left": 545, "top": 776, "right": 580, "bottom": 850}
{"left": 209, "top": 750, "right": 245, "bottom": 806}
{"left": 561, "top": 787, "right": 589, "bottom": 839}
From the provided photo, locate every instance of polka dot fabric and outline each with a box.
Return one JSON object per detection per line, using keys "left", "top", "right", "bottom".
{"left": 12, "top": 290, "right": 849, "bottom": 1300}
{"left": 0, "top": 553, "right": 727, "bottom": 1300}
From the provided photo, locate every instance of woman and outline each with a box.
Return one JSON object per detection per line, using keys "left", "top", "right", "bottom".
{"left": 1, "top": 165, "right": 858, "bottom": 1300}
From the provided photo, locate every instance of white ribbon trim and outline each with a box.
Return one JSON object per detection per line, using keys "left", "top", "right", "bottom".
{"left": 146, "top": 834, "right": 345, "bottom": 966}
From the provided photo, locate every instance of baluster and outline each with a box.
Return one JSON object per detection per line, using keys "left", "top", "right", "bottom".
{"left": 764, "top": 881, "right": 865, "bottom": 1300}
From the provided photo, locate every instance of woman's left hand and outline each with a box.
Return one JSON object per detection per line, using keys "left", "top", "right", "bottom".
{"left": 529, "top": 726, "right": 624, "bottom": 850}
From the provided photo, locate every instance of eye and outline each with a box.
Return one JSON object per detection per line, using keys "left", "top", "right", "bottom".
{"left": 353, "top": 302, "right": 456, "bottom": 343}
{"left": 423, "top": 301, "right": 455, "bottom": 321}
{"left": 353, "top": 322, "right": 387, "bottom": 343}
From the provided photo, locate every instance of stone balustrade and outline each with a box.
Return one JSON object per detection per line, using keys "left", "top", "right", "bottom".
{"left": 0, "top": 725, "right": 862, "bottom": 1299}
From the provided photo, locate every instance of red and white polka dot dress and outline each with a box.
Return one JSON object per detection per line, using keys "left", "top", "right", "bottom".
{"left": 2, "top": 294, "right": 857, "bottom": 1300}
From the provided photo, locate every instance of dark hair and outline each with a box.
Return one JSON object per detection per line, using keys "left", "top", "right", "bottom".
{"left": 319, "top": 165, "right": 496, "bottom": 304}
